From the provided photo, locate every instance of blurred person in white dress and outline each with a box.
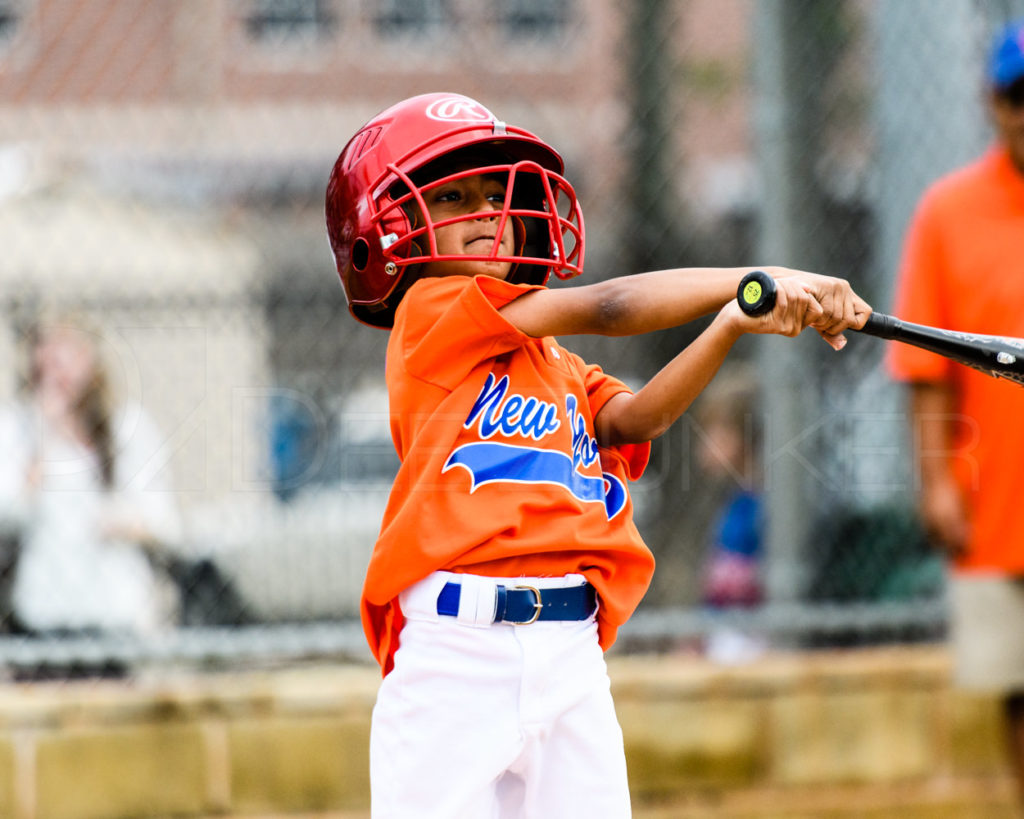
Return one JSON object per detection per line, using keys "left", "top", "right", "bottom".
{"left": 0, "top": 317, "right": 182, "bottom": 648}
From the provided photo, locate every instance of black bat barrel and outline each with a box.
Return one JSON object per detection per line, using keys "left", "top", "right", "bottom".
{"left": 861, "top": 316, "right": 1024, "bottom": 382}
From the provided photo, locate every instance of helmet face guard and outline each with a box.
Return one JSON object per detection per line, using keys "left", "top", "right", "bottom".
{"left": 326, "top": 94, "right": 585, "bottom": 328}
{"left": 370, "top": 157, "right": 583, "bottom": 289}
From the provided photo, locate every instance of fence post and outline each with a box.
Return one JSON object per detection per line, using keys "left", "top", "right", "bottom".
{"left": 753, "top": 0, "right": 825, "bottom": 618}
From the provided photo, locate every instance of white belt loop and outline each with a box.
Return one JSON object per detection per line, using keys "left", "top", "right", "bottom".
{"left": 454, "top": 574, "right": 498, "bottom": 628}
{"left": 398, "top": 572, "right": 449, "bottom": 623}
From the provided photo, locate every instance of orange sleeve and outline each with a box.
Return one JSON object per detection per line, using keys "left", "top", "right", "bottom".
{"left": 572, "top": 353, "right": 650, "bottom": 480}
{"left": 400, "top": 276, "right": 543, "bottom": 391}
{"left": 887, "top": 189, "right": 955, "bottom": 384}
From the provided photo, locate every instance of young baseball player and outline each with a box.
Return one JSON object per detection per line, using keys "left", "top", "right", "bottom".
{"left": 325, "top": 92, "right": 869, "bottom": 818}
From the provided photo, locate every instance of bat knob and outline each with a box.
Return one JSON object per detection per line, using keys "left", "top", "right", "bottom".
{"left": 737, "top": 270, "right": 777, "bottom": 316}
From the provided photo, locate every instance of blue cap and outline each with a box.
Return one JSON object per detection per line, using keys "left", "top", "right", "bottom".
{"left": 989, "top": 20, "right": 1024, "bottom": 90}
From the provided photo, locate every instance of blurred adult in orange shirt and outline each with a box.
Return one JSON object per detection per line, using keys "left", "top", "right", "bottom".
{"left": 889, "top": 19, "right": 1024, "bottom": 803}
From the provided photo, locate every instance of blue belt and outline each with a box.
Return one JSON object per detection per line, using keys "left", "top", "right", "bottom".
{"left": 436, "top": 581, "right": 597, "bottom": 625}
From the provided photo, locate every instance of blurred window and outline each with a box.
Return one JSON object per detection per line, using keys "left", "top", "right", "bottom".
{"left": 372, "top": 0, "right": 450, "bottom": 38}
{"left": 497, "top": 0, "right": 570, "bottom": 40}
{"left": 244, "top": 0, "right": 336, "bottom": 45}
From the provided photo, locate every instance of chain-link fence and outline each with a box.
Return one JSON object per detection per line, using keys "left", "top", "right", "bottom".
{"left": 0, "top": 0, "right": 1021, "bottom": 677}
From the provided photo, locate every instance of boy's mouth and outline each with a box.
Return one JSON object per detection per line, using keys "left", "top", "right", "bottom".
{"left": 466, "top": 236, "right": 497, "bottom": 251}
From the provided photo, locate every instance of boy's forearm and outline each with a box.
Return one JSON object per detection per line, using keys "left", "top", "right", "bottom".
{"left": 584, "top": 267, "right": 753, "bottom": 336}
{"left": 598, "top": 310, "right": 744, "bottom": 444}
{"left": 501, "top": 266, "right": 752, "bottom": 339}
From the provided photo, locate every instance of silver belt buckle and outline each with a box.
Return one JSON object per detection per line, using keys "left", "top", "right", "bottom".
{"left": 510, "top": 584, "right": 543, "bottom": 625}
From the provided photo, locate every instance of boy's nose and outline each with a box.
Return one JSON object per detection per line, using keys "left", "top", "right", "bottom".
{"left": 473, "top": 195, "right": 499, "bottom": 215}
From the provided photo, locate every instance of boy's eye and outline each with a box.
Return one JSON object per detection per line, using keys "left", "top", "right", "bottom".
{"left": 426, "top": 181, "right": 506, "bottom": 208}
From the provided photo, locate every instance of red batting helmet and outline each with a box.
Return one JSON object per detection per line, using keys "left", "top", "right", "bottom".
{"left": 325, "top": 92, "right": 584, "bottom": 328}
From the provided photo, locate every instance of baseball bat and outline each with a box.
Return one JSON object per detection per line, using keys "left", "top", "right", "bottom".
{"left": 736, "top": 270, "right": 1024, "bottom": 386}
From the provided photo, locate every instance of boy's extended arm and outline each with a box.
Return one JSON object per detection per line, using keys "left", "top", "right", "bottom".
{"left": 499, "top": 266, "right": 867, "bottom": 342}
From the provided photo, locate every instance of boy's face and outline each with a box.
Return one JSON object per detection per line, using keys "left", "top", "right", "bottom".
{"left": 419, "top": 171, "right": 515, "bottom": 280}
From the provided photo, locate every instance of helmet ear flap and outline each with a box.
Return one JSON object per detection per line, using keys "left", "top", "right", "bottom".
{"left": 397, "top": 200, "right": 427, "bottom": 268}
{"left": 378, "top": 190, "right": 416, "bottom": 255}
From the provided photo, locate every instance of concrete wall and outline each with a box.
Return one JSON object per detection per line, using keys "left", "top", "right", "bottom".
{"left": 0, "top": 647, "right": 1016, "bottom": 819}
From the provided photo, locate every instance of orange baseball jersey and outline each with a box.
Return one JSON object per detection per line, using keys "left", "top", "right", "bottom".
{"left": 888, "top": 146, "right": 1024, "bottom": 573}
{"left": 362, "top": 275, "right": 656, "bottom": 674}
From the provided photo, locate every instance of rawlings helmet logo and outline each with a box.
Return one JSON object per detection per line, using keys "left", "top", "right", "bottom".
{"left": 425, "top": 96, "right": 496, "bottom": 124}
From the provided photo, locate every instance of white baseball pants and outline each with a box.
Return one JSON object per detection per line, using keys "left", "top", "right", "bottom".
{"left": 369, "top": 572, "right": 632, "bottom": 818}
